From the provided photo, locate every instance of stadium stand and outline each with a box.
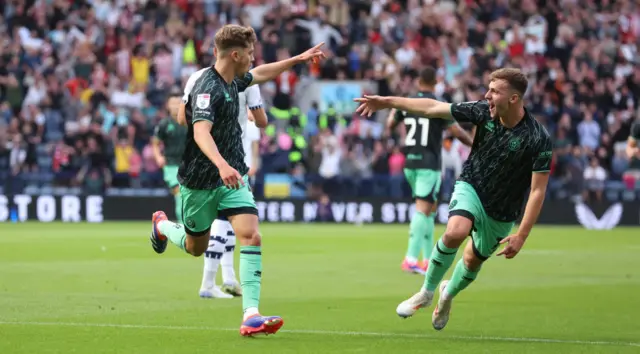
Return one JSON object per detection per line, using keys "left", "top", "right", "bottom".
{"left": 1, "top": 0, "right": 640, "bottom": 203}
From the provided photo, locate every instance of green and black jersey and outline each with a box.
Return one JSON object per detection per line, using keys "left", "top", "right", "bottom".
{"left": 450, "top": 100, "right": 553, "bottom": 222}
{"left": 393, "top": 91, "right": 452, "bottom": 170}
{"left": 178, "top": 67, "right": 253, "bottom": 190}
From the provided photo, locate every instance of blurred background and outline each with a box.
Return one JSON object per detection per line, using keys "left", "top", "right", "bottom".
{"left": 2, "top": 3, "right": 639, "bottom": 350}
{"left": 1, "top": 0, "right": 640, "bottom": 207}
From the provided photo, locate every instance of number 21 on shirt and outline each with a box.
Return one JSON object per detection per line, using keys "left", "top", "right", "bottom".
{"left": 404, "top": 116, "right": 430, "bottom": 147}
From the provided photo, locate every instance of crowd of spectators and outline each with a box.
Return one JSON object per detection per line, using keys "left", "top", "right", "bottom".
{"left": 1, "top": 0, "right": 640, "bottom": 203}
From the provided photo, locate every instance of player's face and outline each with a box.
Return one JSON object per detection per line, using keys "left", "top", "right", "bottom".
{"left": 166, "top": 96, "right": 181, "bottom": 120}
{"left": 234, "top": 44, "right": 255, "bottom": 75}
{"left": 485, "top": 79, "right": 519, "bottom": 119}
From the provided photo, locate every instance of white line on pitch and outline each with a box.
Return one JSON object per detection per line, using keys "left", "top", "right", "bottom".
{"left": 0, "top": 321, "right": 638, "bottom": 347}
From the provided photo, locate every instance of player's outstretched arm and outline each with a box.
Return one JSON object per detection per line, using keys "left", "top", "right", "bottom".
{"left": 448, "top": 123, "right": 474, "bottom": 147}
{"left": 355, "top": 95, "right": 453, "bottom": 119}
{"left": 249, "top": 43, "right": 326, "bottom": 85}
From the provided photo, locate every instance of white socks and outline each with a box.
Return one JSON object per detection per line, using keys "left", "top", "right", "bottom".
{"left": 244, "top": 307, "right": 260, "bottom": 320}
{"left": 201, "top": 233, "right": 225, "bottom": 289}
{"left": 202, "top": 219, "right": 238, "bottom": 290}
{"left": 221, "top": 232, "right": 237, "bottom": 285}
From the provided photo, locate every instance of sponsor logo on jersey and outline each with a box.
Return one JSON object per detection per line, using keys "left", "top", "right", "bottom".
{"left": 196, "top": 94, "right": 211, "bottom": 109}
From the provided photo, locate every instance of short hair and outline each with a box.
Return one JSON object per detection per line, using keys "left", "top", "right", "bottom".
{"left": 489, "top": 68, "right": 528, "bottom": 97}
{"left": 419, "top": 67, "right": 437, "bottom": 86}
{"left": 214, "top": 25, "right": 257, "bottom": 53}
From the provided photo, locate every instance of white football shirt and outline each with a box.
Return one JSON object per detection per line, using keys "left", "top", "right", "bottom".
{"left": 238, "top": 85, "right": 263, "bottom": 168}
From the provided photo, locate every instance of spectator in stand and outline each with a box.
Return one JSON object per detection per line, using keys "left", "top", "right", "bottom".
{"left": 583, "top": 157, "right": 608, "bottom": 202}
{"left": 1, "top": 0, "right": 640, "bottom": 204}
{"left": 318, "top": 135, "right": 341, "bottom": 195}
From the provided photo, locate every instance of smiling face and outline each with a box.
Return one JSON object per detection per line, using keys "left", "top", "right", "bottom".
{"left": 485, "top": 79, "right": 519, "bottom": 119}
{"left": 485, "top": 69, "right": 528, "bottom": 119}
{"left": 231, "top": 43, "right": 255, "bottom": 76}
{"left": 214, "top": 25, "right": 257, "bottom": 77}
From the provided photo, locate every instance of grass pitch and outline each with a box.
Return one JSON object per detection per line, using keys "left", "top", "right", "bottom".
{"left": 0, "top": 222, "right": 639, "bottom": 353}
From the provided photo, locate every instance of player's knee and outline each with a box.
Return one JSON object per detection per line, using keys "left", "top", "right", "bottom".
{"left": 184, "top": 232, "right": 209, "bottom": 257}
{"left": 415, "top": 199, "right": 432, "bottom": 215}
{"left": 191, "top": 247, "right": 206, "bottom": 257}
{"left": 429, "top": 202, "right": 438, "bottom": 215}
{"left": 462, "top": 245, "right": 483, "bottom": 271}
{"left": 237, "top": 229, "right": 261, "bottom": 246}
{"left": 441, "top": 230, "right": 465, "bottom": 249}
{"left": 442, "top": 216, "right": 472, "bottom": 248}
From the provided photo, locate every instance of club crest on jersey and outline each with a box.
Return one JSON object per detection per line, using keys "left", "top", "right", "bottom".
{"left": 186, "top": 218, "right": 196, "bottom": 229}
{"left": 196, "top": 94, "right": 210, "bottom": 109}
{"left": 509, "top": 137, "right": 522, "bottom": 151}
{"left": 485, "top": 121, "right": 495, "bottom": 132}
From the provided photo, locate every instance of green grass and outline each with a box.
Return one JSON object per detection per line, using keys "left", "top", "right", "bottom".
{"left": 0, "top": 222, "right": 639, "bottom": 353}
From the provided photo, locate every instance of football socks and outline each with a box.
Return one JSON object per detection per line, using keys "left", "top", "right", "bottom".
{"left": 423, "top": 237, "right": 458, "bottom": 292}
{"left": 444, "top": 259, "right": 480, "bottom": 298}
{"left": 240, "top": 246, "right": 262, "bottom": 312}
{"left": 406, "top": 211, "right": 428, "bottom": 262}
{"left": 158, "top": 220, "right": 186, "bottom": 251}
{"left": 421, "top": 212, "right": 436, "bottom": 261}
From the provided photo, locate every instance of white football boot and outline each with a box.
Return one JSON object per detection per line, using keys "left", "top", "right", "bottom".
{"left": 199, "top": 285, "right": 233, "bottom": 299}
{"left": 432, "top": 280, "right": 452, "bottom": 330}
{"left": 396, "top": 288, "right": 434, "bottom": 318}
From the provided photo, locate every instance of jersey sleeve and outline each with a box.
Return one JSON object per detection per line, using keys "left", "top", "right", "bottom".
{"left": 631, "top": 122, "right": 640, "bottom": 140}
{"left": 234, "top": 72, "right": 254, "bottom": 93}
{"left": 450, "top": 101, "right": 490, "bottom": 125}
{"left": 532, "top": 134, "right": 553, "bottom": 173}
{"left": 245, "top": 84, "right": 263, "bottom": 110}
{"left": 191, "top": 86, "right": 222, "bottom": 124}
{"left": 182, "top": 72, "right": 199, "bottom": 104}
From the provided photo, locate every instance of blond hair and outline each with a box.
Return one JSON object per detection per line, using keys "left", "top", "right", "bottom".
{"left": 214, "top": 25, "right": 257, "bottom": 54}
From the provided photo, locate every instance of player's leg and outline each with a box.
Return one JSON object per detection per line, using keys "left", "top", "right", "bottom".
{"left": 199, "top": 217, "right": 233, "bottom": 299}
{"left": 417, "top": 169, "right": 442, "bottom": 271}
{"left": 396, "top": 181, "right": 478, "bottom": 318}
{"left": 402, "top": 168, "right": 429, "bottom": 274}
{"left": 220, "top": 220, "right": 242, "bottom": 296}
{"left": 421, "top": 201, "right": 439, "bottom": 272}
{"left": 219, "top": 176, "right": 283, "bottom": 336}
{"left": 151, "top": 185, "right": 215, "bottom": 257}
{"left": 163, "top": 165, "right": 182, "bottom": 223}
{"left": 432, "top": 217, "right": 514, "bottom": 330}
